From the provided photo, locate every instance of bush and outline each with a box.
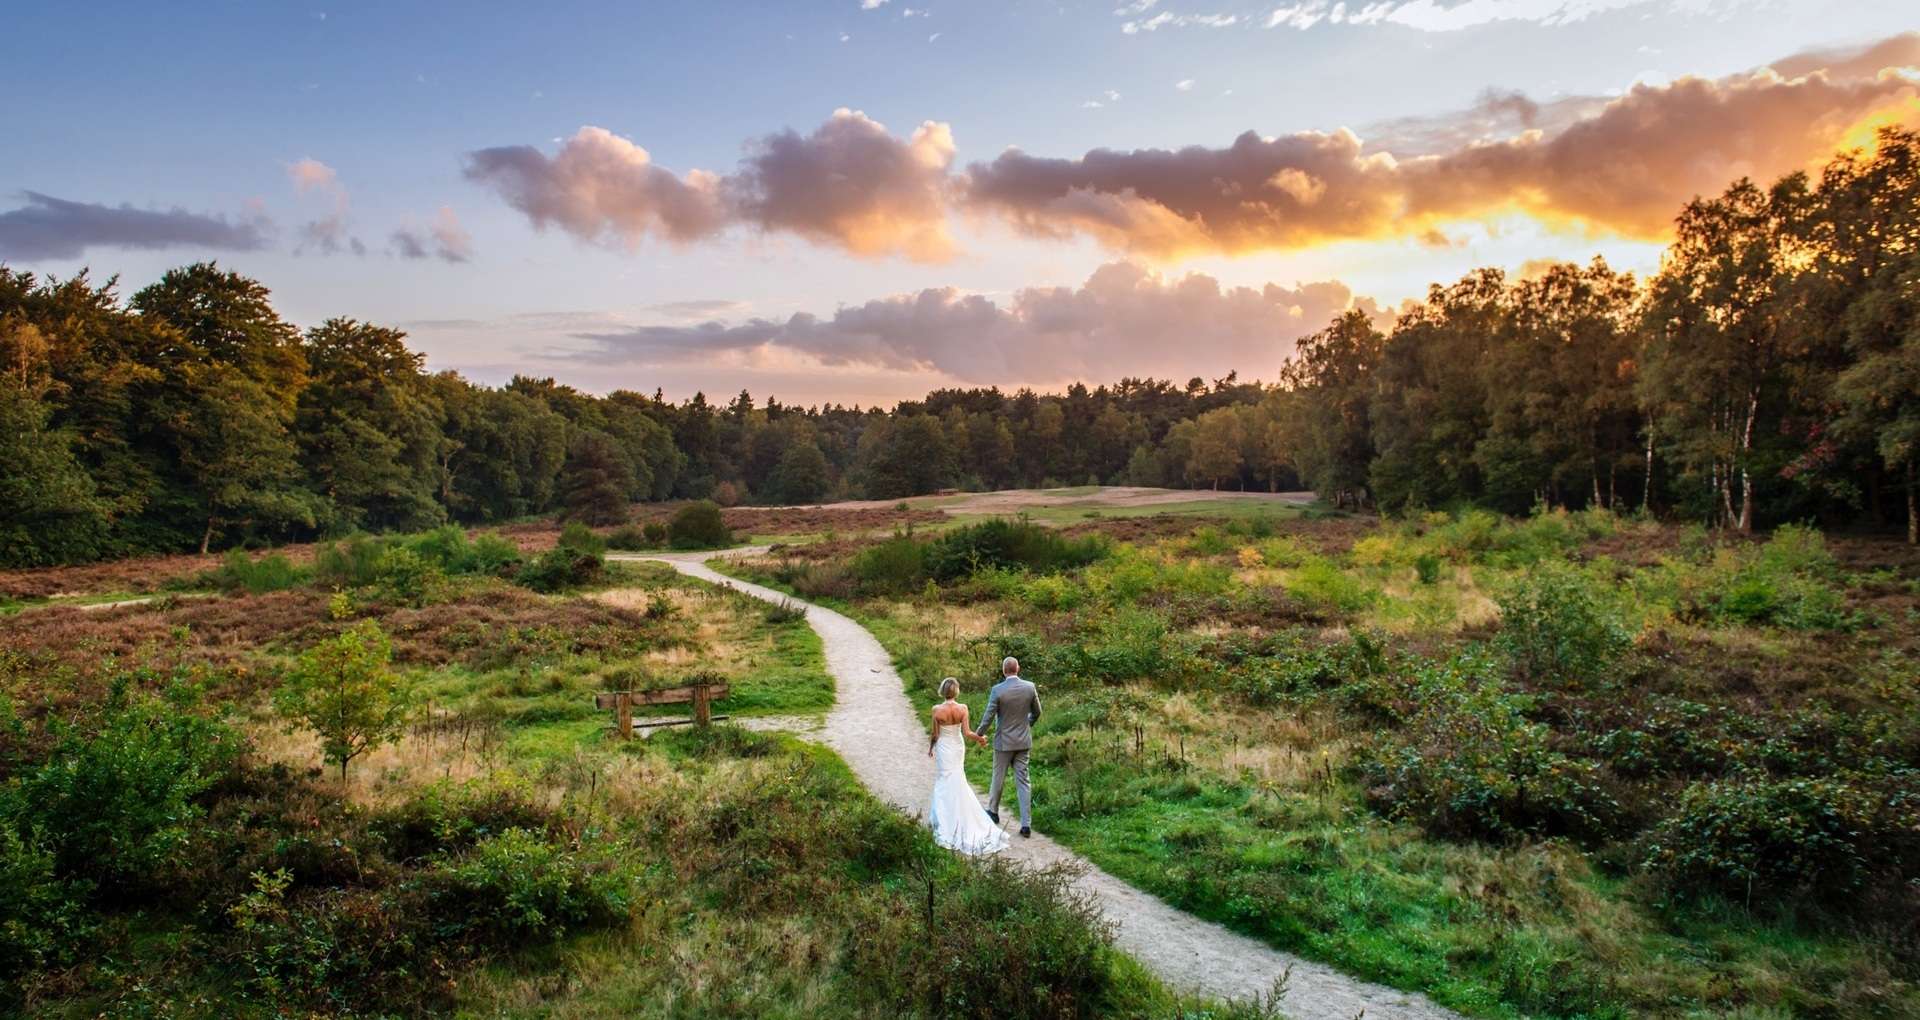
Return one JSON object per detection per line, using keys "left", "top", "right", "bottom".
{"left": 924, "top": 518, "right": 1107, "bottom": 582}
{"left": 427, "top": 828, "right": 629, "bottom": 944}
{"left": 515, "top": 545, "right": 603, "bottom": 593}
{"left": 1414, "top": 553, "right": 1444, "bottom": 585}
{"left": 853, "top": 534, "right": 930, "bottom": 595}
{"left": 10, "top": 684, "right": 239, "bottom": 893}
{"left": 0, "top": 827, "right": 89, "bottom": 980}
{"left": 852, "top": 857, "right": 1126, "bottom": 1018}
{"left": 466, "top": 532, "right": 523, "bottom": 575}
{"left": 208, "top": 549, "right": 308, "bottom": 594}
{"left": 401, "top": 524, "right": 471, "bottom": 571}
{"left": 668, "top": 500, "right": 733, "bottom": 549}
{"left": 1644, "top": 774, "right": 1919, "bottom": 902}
{"left": 643, "top": 522, "right": 668, "bottom": 546}
{"left": 1356, "top": 656, "right": 1619, "bottom": 842}
{"left": 227, "top": 870, "right": 440, "bottom": 1013}
{"left": 1496, "top": 562, "right": 1631, "bottom": 683}
{"left": 605, "top": 524, "right": 653, "bottom": 551}
{"left": 314, "top": 534, "right": 391, "bottom": 588}
{"left": 1284, "top": 557, "right": 1375, "bottom": 615}
{"left": 557, "top": 520, "right": 607, "bottom": 556}
{"left": 372, "top": 546, "right": 444, "bottom": 606}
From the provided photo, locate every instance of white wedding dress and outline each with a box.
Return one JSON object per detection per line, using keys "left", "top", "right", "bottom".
{"left": 928, "top": 719, "right": 1009, "bottom": 856}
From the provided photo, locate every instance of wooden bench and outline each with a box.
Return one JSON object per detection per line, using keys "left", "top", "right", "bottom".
{"left": 595, "top": 680, "right": 730, "bottom": 738}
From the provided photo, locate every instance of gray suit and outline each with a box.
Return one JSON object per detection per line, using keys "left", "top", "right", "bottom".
{"left": 977, "top": 675, "right": 1041, "bottom": 828}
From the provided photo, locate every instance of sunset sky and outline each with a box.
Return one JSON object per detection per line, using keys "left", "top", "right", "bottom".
{"left": 3, "top": 1, "right": 1916, "bottom": 405}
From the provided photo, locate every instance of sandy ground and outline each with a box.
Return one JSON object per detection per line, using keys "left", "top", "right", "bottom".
{"left": 732, "top": 485, "right": 1318, "bottom": 516}
{"left": 622, "top": 549, "right": 1460, "bottom": 1019}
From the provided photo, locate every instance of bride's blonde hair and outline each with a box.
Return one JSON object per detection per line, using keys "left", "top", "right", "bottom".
{"left": 939, "top": 677, "right": 960, "bottom": 700}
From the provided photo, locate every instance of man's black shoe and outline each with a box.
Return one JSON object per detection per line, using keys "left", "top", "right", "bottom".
{"left": 986, "top": 810, "right": 999, "bottom": 825}
{"left": 1020, "top": 826, "right": 1031, "bottom": 838}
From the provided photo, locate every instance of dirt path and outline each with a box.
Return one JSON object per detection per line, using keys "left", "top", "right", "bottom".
{"left": 621, "top": 550, "right": 1461, "bottom": 1018}
{"left": 740, "top": 485, "right": 1318, "bottom": 516}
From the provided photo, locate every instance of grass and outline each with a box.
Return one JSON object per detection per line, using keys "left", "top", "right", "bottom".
{"left": 715, "top": 509, "right": 1920, "bottom": 1019}
{"left": 4, "top": 532, "right": 1231, "bottom": 1019}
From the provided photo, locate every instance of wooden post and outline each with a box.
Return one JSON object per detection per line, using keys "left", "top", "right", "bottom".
{"left": 692, "top": 684, "right": 712, "bottom": 727}
{"left": 616, "top": 691, "right": 633, "bottom": 740}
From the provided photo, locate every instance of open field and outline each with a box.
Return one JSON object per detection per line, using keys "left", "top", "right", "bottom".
{"left": 0, "top": 527, "right": 1256, "bottom": 1019}
{"left": 721, "top": 507, "right": 1920, "bottom": 1018}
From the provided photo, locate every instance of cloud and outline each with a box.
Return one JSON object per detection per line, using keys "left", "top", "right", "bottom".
{"left": 287, "top": 157, "right": 339, "bottom": 194}
{"left": 861, "top": 0, "right": 888, "bottom": 8}
{"left": 0, "top": 191, "right": 272, "bottom": 261}
{"left": 961, "top": 35, "right": 1920, "bottom": 255}
{"left": 1175, "top": 78, "right": 1196, "bottom": 91}
{"left": 1262, "top": 0, "right": 1760, "bottom": 33}
{"left": 559, "top": 261, "right": 1385, "bottom": 385}
{"left": 391, "top": 205, "right": 474, "bottom": 263}
{"left": 1122, "top": 10, "right": 1239, "bottom": 32}
{"left": 286, "top": 156, "right": 369, "bottom": 256}
{"left": 463, "top": 126, "right": 729, "bottom": 246}
{"left": 466, "top": 110, "right": 956, "bottom": 260}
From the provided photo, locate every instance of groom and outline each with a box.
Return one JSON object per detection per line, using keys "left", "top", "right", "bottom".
{"left": 976, "top": 655, "right": 1041, "bottom": 838}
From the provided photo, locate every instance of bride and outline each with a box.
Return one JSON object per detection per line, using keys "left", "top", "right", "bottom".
{"left": 927, "top": 677, "right": 1009, "bottom": 855}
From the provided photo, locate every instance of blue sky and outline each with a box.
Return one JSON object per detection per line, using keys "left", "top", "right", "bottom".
{"left": 3, "top": 1, "right": 1916, "bottom": 404}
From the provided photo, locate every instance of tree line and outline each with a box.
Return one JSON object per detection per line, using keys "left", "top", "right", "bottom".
{"left": 2, "top": 128, "right": 1916, "bottom": 567}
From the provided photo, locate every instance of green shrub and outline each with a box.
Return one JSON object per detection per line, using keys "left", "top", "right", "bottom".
{"left": 427, "top": 828, "right": 629, "bottom": 944}
{"left": 1496, "top": 562, "right": 1631, "bottom": 683}
{"left": 227, "top": 869, "right": 439, "bottom": 1013}
{"left": 1284, "top": 557, "right": 1375, "bottom": 615}
{"left": 852, "top": 534, "right": 930, "bottom": 594}
{"left": 11, "top": 684, "right": 239, "bottom": 893}
{"left": 1084, "top": 547, "right": 1229, "bottom": 603}
{"left": 605, "top": 524, "right": 652, "bottom": 550}
{"left": 371, "top": 546, "right": 444, "bottom": 606}
{"left": 1018, "top": 573, "right": 1087, "bottom": 610}
{"left": 1644, "top": 526, "right": 1854, "bottom": 631}
{"left": 557, "top": 520, "right": 607, "bottom": 556}
{"left": 924, "top": 517, "right": 1107, "bottom": 582}
{"left": 514, "top": 545, "right": 603, "bottom": 593}
{"left": 1356, "top": 656, "right": 1619, "bottom": 842}
{"left": 642, "top": 521, "right": 668, "bottom": 546}
{"left": 1186, "top": 526, "right": 1235, "bottom": 556}
{"left": 852, "top": 857, "right": 1126, "bottom": 1018}
{"left": 1058, "top": 607, "right": 1172, "bottom": 683}
{"left": 401, "top": 524, "right": 472, "bottom": 571}
{"left": 668, "top": 501, "right": 733, "bottom": 549}
{"left": 1414, "top": 553, "right": 1444, "bottom": 585}
{"left": 313, "top": 534, "right": 391, "bottom": 588}
{"left": 1644, "top": 774, "right": 1919, "bottom": 902}
{"left": 208, "top": 549, "right": 308, "bottom": 594}
{"left": 0, "top": 826, "right": 89, "bottom": 980}
{"left": 466, "top": 532, "right": 523, "bottom": 575}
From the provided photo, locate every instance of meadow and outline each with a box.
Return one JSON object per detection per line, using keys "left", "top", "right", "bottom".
{"left": 724, "top": 509, "right": 1920, "bottom": 1018}
{"left": 0, "top": 512, "right": 1271, "bottom": 1019}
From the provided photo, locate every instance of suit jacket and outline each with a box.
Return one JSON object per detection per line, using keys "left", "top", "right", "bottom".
{"left": 979, "top": 675, "right": 1041, "bottom": 752}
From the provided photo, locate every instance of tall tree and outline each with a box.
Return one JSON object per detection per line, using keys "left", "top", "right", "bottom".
{"left": 132, "top": 264, "right": 317, "bottom": 551}
{"left": 298, "top": 318, "right": 444, "bottom": 533}
{"left": 1640, "top": 179, "right": 1803, "bottom": 531}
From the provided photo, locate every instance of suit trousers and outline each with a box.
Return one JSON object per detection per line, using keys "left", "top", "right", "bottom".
{"left": 987, "top": 748, "right": 1031, "bottom": 828}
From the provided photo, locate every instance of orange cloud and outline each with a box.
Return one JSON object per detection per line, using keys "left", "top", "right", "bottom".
{"left": 465, "top": 110, "right": 954, "bottom": 261}
{"left": 962, "top": 34, "right": 1920, "bottom": 256}
{"left": 559, "top": 261, "right": 1385, "bottom": 385}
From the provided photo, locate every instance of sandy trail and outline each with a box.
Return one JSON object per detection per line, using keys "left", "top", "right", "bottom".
{"left": 729, "top": 485, "right": 1318, "bottom": 516}
{"left": 620, "top": 549, "right": 1460, "bottom": 1019}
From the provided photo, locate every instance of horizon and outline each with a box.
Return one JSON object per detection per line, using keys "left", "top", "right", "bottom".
{"left": 3, "top": 1, "right": 1917, "bottom": 406}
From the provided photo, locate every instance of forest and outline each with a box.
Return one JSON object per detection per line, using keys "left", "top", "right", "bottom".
{"left": 3, "top": 127, "right": 1916, "bottom": 569}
